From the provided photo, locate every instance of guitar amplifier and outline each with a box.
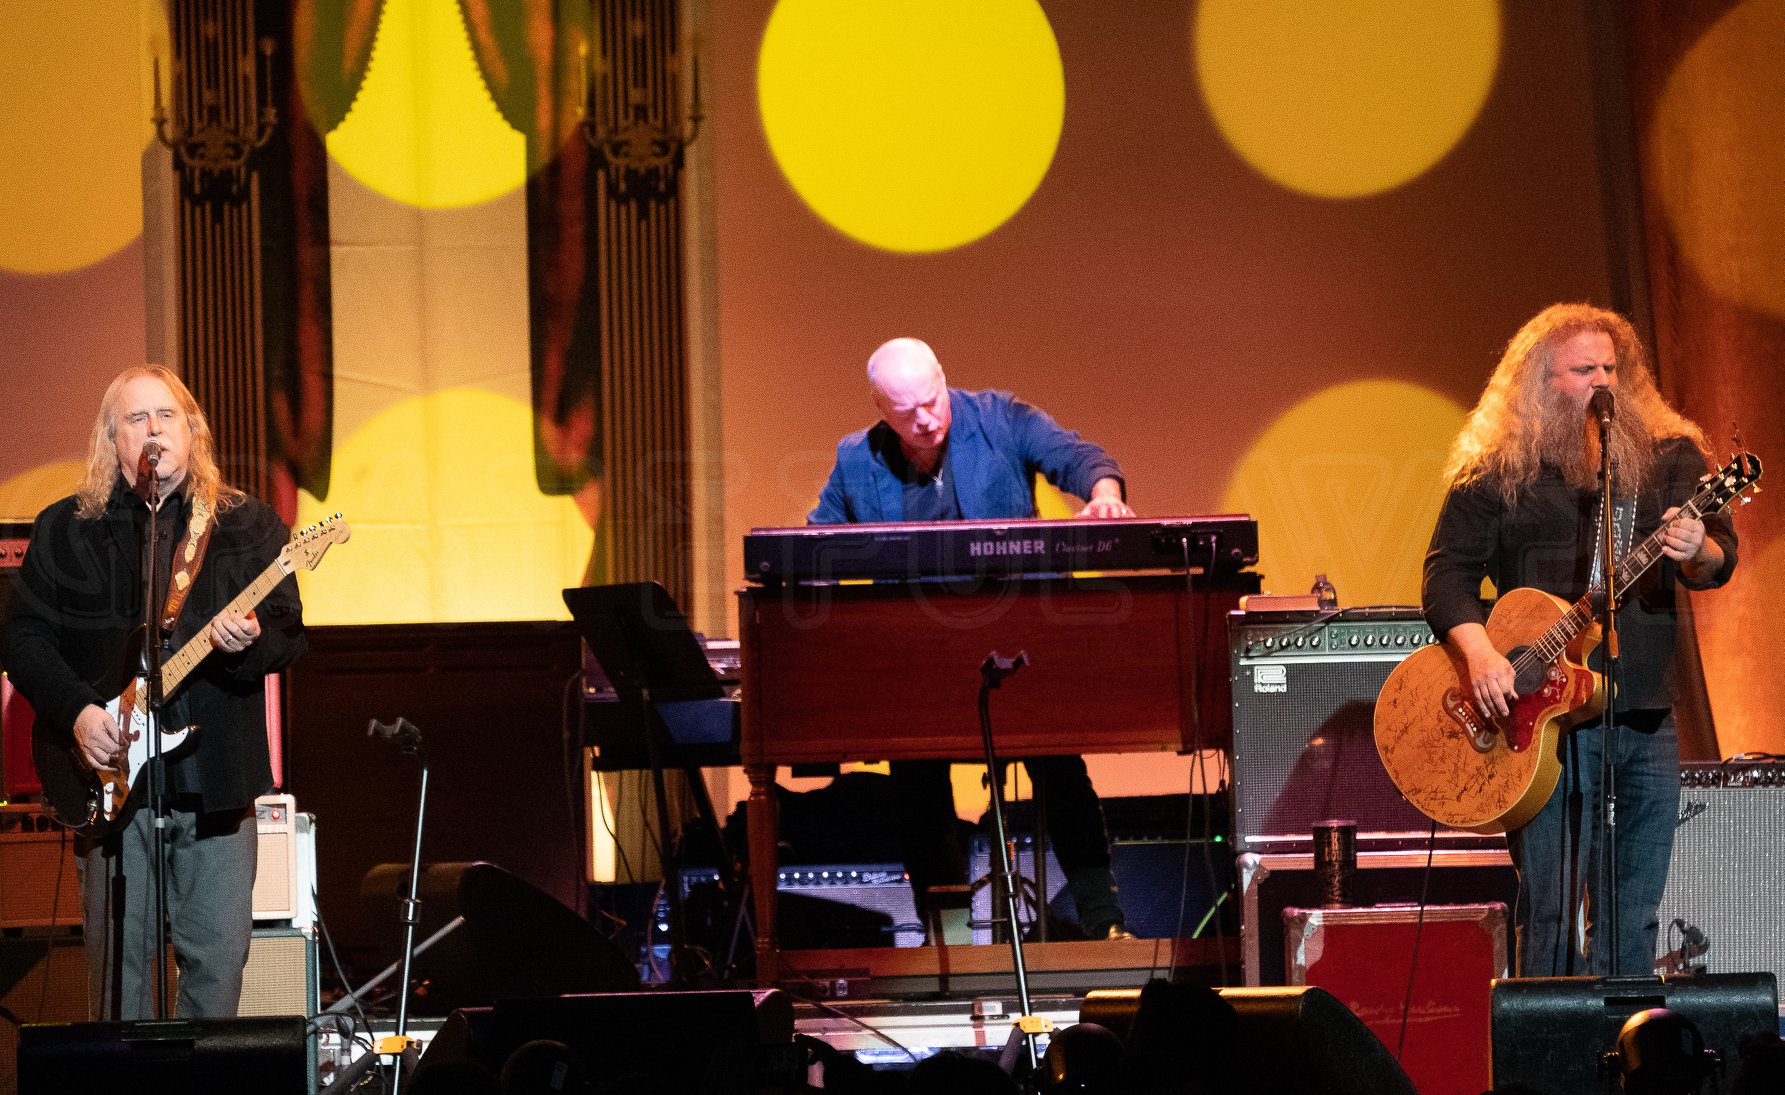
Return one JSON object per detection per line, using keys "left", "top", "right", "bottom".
{"left": 0, "top": 805, "right": 82, "bottom": 929}
{"left": 1655, "top": 761, "right": 1785, "bottom": 984}
{"left": 253, "top": 795, "right": 316, "bottom": 927}
{"left": 1228, "top": 609, "right": 1492, "bottom": 852}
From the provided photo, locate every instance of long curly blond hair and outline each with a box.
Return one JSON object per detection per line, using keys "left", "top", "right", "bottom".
{"left": 1443, "top": 303, "right": 1709, "bottom": 504}
{"left": 74, "top": 366, "right": 244, "bottom": 519}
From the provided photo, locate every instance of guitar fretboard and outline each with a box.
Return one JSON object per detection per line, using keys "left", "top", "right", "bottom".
{"left": 1516, "top": 472, "right": 1730, "bottom": 674}
{"left": 158, "top": 555, "right": 291, "bottom": 696}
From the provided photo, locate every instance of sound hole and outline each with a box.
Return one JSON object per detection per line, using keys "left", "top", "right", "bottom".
{"left": 1507, "top": 646, "right": 1548, "bottom": 696}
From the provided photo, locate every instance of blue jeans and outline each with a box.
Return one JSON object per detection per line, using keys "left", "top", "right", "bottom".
{"left": 1507, "top": 709, "right": 1680, "bottom": 977}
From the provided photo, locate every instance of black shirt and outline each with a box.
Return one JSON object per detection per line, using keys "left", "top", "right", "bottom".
{"left": 1423, "top": 436, "right": 1738, "bottom": 710}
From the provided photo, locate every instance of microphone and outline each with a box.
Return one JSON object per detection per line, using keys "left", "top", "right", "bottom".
{"left": 980, "top": 650, "right": 1029, "bottom": 688}
{"left": 1588, "top": 388, "right": 1615, "bottom": 428}
{"left": 368, "top": 716, "right": 425, "bottom": 754}
{"left": 143, "top": 440, "right": 162, "bottom": 468}
{"left": 1673, "top": 918, "right": 1709, "bottom": 956}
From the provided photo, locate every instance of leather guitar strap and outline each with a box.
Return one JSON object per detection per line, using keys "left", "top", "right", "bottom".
{"left": 159, "top": 494, "right": 214, "bottom": 637}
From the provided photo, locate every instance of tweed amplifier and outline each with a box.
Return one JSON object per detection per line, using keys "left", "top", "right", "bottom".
{"left": 1230, "top": 608, "right": 1494, "bottom": 852}
{"left": 1655, "top": 761, "right": 1785, "bottom": 984}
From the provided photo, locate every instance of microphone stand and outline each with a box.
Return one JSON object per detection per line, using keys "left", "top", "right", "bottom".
{"left": 138, "top": 450, "right": 174, "bottom": 1020}
{"left": 1594, "top": 408, "right": 1622, "bottom": 973}
{"left": 978, "top": 651, "right": 1044, "bottom": 1077}
{"left": 367, "top": 717, "right": 430, "bottom": 1095}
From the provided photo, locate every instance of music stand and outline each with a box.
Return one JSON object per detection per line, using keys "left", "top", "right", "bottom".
{"left": 562, "top": 582, "right": 739, "bottom": 983}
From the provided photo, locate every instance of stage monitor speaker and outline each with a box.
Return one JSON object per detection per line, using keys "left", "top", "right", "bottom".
{"left": 1489, "top": 972, "right": 1779, "bottom": 1095}
{"left": 17, "top": 1016, "right": 308, "bottom": 1095}
{"left": 1230, "top": 609, "right": 1494, "bottom": 853}
{"left": 1, "top": 932, "right": 88, "bottom": 1095}
{"left": 1081, "top": 983, "right": 1418, "bottom": 1095}
{"left": 361, "top": 860, "right": 638, "bottom": 1015}
{"left": 1656, "top": 762, "right": 1785, "bottom": 984}
{"left": 413, "top": 989, "right": 799, "bottom": 1094}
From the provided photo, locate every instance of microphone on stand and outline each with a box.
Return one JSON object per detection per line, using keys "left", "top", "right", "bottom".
{"left": 1588, "top": 388, "right": 1615, "bottom": 429}
{"left": 136, "top": 440, "right": 163, "bottom": 499}
{"left": 980, "top": 651, "right": 1029, "bottom": 688}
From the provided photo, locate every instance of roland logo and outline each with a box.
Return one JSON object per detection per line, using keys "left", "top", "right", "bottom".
{"left": 969, "top": 538, "right": 1047, "bottom": 557}
{"left": 1254, "top": 665, "right": 1288, "bottom": 694}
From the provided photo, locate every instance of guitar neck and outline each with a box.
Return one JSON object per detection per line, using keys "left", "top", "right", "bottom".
{"left": 1537, "top": 491, "right": 1713, "bottom": 658}
{"left": 159, "top": 558, "right": 289, "bottom": 696}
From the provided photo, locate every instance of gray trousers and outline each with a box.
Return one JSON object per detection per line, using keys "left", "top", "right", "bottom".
{"left": 76, "top": 803, "right": 258, "bottom": 1020}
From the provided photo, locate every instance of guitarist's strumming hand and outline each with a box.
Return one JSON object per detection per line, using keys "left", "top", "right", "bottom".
{"left": 1449, "top": 622, "right": 1517, "bottom": 720}
{"left": 74, "top": 703, "right": 125, "bottom": 771}
{"left": 209, "top": 609, "right": 260, "bottom": 655}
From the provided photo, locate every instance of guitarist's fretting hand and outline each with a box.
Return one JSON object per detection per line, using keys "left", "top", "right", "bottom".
{"left": 73, "top": 703, "right": 126, "bottom": 771}
{"left": 1448, "top": 621, "right": 1517, "bottom": 719}
{"left": 209, "top": 609, "right": 261, "bottom": 654}
{"left": 1658, "top": 506, "right": 1724, "bottom": 584}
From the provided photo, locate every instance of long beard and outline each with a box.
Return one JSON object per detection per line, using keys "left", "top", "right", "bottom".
{"left": 1538, "top": 393, "right": 1655, "bottom": 493}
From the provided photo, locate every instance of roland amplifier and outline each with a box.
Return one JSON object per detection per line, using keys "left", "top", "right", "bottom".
{"left": 1656, "top": 761, "right": 1785, "bottom": 984}
{"left": 1229, "top": 608, "right": 1492, "bottom": 852}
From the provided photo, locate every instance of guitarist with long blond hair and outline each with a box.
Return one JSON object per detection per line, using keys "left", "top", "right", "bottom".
{"left": 1, "top": 365, "right": 307, "bottom": 1020}
{"left": 1422, "top": 303, "right": 1737, "bottom": 977}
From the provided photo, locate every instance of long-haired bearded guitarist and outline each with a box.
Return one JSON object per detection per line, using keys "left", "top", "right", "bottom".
{"left": 1423, "top": 303, "right": 1737, "bottom": 976}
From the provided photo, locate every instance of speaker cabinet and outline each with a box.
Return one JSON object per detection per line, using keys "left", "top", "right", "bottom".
{"left": 1656, "top": 762, "right": 1785, "bottom": 983}
{"left": 1, "top": 932, "right": 89, "bottom": 1095}
{"left": 238, "top": 927, "right": 318, "bottom": 1019}
{"left": 17, "top": 1016, "right": 309, "bottom": 1095}
{"left": 1081, "top": 984, "right": 1418, "bottom": 1095}
{"left": 1490, "top": 973, "right": 1779, "bottom": 1095}
{"left": 413, "top": 989, "right": 799, "bottom": 1094}
{"left": 0, "top": 805, "right": 81, "bottom": 928}
{"left": 1230, "top": 610, "right": 1491, "bottom": 852}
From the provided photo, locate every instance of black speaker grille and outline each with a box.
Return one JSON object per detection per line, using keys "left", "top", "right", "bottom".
{"left": 1230, "top": 612, "right": 1484, "bottom": 851}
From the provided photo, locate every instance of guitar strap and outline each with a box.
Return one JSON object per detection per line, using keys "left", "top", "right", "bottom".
{"left": 1586, "top": 491, "right": 1636, "bottom": 594}
{"left": 159, "top": 494, "right": 214, "bottom": 637}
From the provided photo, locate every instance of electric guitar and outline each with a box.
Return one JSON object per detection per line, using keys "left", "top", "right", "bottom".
{"left": 1373, "top": 452, "right": 1762, "bottom": 834}
{"left": 34, "top": 515, "right": 350, "bottom": 837}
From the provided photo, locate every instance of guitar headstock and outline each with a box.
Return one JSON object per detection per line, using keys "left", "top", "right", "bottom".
{"left": 279, "top": 514, "right": 351, "bottom": 574}
{"left": 1699, "top": 451, "right": 1763, "bottom": 516}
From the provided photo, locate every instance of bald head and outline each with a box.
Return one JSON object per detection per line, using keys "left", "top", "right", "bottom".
{"left": 867, "top": 338, "right": 951, "bottom": 470}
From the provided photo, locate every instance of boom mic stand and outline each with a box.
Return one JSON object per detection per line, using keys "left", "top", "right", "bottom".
{"left": 978, "top": 651, "right": 1046, "bottom": 1077}
{"left": 367, "top": 716, "right": 430, "bottom": 1095}
{"left": 1590, "top": 390, "right": 1623, "bottom": 972}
